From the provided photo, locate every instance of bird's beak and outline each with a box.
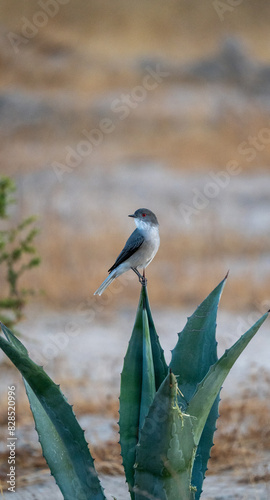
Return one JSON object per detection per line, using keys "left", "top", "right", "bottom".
{"left": 128, "top": 214, "right": 135, "bottom": 218}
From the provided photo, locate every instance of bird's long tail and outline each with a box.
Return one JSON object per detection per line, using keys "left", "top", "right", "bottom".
{"left": 94, "top": 270, "right": 118, "bottom": 296}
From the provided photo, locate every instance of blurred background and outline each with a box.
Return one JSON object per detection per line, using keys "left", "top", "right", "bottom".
{"left": 0, "top": 0, "right": 270, "bottom": 310}
{"left": 0, "top": 1, "right": 270, "bottom": 496}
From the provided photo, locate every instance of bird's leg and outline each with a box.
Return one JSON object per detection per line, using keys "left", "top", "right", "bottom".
{"left": 131, "top": 267, "right": 143, "bottom": 280}
{"left": 131, "top": 267, "right": 147, "bottom": 286}
{"left": 142, "top": 268, "right": 147, "bottom": 286}
{"left": 141, "top": 268, "right": 147, "bottom": 286}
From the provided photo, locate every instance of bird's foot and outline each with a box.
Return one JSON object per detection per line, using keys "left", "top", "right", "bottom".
{"left": 131, "top": 267, "right": 147, "bottom": 286}
{"left": 139, "top": 275, "right": 147, "bottom": 287}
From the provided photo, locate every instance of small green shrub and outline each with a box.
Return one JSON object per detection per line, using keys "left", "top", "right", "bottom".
{"left": 0, "top": 176, "right": 41, "bottom": 329}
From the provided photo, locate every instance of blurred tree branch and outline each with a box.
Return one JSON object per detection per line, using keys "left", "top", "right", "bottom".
{"left": 0, "top": 176, "right": 41, "bottom": 329}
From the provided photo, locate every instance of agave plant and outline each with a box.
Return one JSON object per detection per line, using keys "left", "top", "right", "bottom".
{"left": 0, "top": 275, "right": 268, "bottom": 499}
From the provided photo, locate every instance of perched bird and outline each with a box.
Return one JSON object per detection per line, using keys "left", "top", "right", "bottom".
{"left": 94, "top": 208, "right": 160, "bottom": 296}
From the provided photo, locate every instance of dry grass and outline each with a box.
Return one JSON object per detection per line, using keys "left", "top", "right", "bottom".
{"left": 4, "top": 223, "right": 267, "bottom": 312}
{"left": 92, "top": 391, "right": 270, "bottom": 478}
{"left": 83, "top": 387, "right": 270, "bottom": 479}
{"left": 1, "top": 390, "right": 269, "bottom": 483}
{"left": 0, "top": 359, "right": 269, "bottom": 483}
{"left": 2, "top": 1, "right": 270, "bottom": 60}
{"left": 210, "top": 397, "right": 270, "bottom": 474}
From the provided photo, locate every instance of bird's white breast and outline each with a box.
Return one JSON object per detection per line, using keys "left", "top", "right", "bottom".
{"left": 135, "top": 222, "right": 160, "bottom": 268}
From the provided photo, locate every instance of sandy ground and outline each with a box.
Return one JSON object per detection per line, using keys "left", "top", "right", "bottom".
{"left": 1, "top": 303, "right": 269, "bottom": 402}
{"left": 3, "top": 470, "right": 270, "bottom": 500}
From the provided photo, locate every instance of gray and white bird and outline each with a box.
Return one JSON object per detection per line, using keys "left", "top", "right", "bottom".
{"left": 94, "top": 208, "right": 160, "bottom": 296}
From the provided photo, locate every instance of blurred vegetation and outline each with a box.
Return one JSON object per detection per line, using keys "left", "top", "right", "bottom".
{"left": 0, "top": 176, "right": 41, "bottom": 329}
{"left": 1, "top": 0, "right": 270, "bottom": 59}
{"left": 1, "top": 0, "right": 270, "bottom": 311}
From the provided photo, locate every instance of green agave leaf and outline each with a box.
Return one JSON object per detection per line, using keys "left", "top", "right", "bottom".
{"left": 191, "top": 393, "right": 219, "bottom": 499}
{"left": 170, "top": 275, "right": 227, "bottom": 498}
{"left": 134, "top": 372, "right": 196, "bottom": 500}
{"left": 170, "top": 274, "right": 227, "bottom": 400}
{"left": 119, "top": 285, "right": 167, "bottom": 498}
{"left": 139, "top": 308, "right": 156, "bottom": 430}
{"left": 143, "top": 286, "right": 168, "bottom": 389}
{"left": 188, "top": 311, "right": 269, "bottom": 446}
{"left": 0, "top": 322, "right": 28, "bottom": 354}
{"left": 0, "top": 323, "right": 106, "bottom": 500}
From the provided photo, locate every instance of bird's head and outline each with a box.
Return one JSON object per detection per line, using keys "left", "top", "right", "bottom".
{"left": 128, "top": 208, "right": 159, "bottom": 230}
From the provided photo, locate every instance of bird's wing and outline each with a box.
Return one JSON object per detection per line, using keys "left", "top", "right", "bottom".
{"left": 108, "top": 229, "right": 144, "bottom": 272}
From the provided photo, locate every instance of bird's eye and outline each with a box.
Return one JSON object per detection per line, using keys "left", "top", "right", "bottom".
{"left": 142, "top": 213, "right": 146, "bottom": 217}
